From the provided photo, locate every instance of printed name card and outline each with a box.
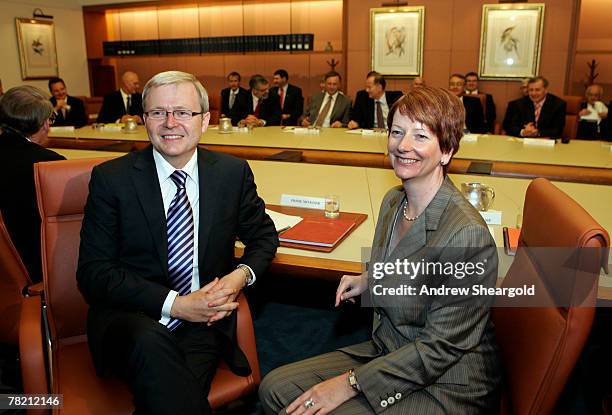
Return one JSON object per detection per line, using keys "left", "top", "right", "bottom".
{"left": 479, "top": 210, "right": 502, "bottom": 225}
{"left": 49, "top": 126, "right": 75, "bottom": 132}
{"left": 523, "top": 138, "right": 555, "bottom": 147}
{"left": 462, "top": 134, "right": 479, "bottom": 142}
{"left": 280, "top": 194, "right": 325, "bottom": 210}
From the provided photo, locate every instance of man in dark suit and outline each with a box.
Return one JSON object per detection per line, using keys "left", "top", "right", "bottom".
{"left": 301, "top": 71, "right": 352, "bottom": 128}
{"left": 0, "top": 86, "right": 65, "bottom": 282}
{"left": 220, "top": 72, "right": 249, "bottom": 126}
{"left": 77, "top": 71, "right": 278, "bottom": 414}
{"left": 236, "top": 74, "right": 281, "bottom": 127}
{"left": 348, "top": 71, "right": 402, "bottom": 130}
{"left": 505, "top": 76, "right": 566, "bottom": 138}
{"left": 448, "top": 74, "right": 486, "bottom": 133}
{"left": 270, "top": 69, "right": 304, "bottom": 126}
{"left": 97, "top": 71, "right": 143, "bottom": 124}
{"left": 465, "top": 72, "right": 496, "bottom": 133}
{"left": 502, "top": 78, "right": 530, "bottom": 134}
{"left": 48, "top": 77, "right": 88, "bottom": 128}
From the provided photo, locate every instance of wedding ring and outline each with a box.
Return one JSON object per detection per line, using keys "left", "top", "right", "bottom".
{"left": 304, "top": 398, "right": 315, "bottom": 408}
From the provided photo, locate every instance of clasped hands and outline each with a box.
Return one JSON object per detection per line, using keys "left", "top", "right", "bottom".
{"left": 301, "top": 118, "right": 343, "bottom": 128}
{"left": 169, "top": 269, "right": 246, "bottom": 325}
{"left": 521, "top": 122, "right": 540, "bottom": 137}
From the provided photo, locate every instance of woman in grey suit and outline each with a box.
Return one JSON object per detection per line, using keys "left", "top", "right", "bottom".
{"left": 259, "top": 86, "right": 501, "bottom": 414}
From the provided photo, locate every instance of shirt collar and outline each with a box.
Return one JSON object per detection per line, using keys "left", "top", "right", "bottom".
{"left": 153, "top": 147, "right": 199, "bottom": 185}
{"left": 376, "top": 92, "right": 387, "bottom": 105}
{"left": 120, "top": 89, "right": 130, "bottom": 99}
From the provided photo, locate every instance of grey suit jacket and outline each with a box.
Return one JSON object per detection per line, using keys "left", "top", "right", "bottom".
{"left": 303, "top": 92, "right": 352, "bottom": 127}
{"left": 341, "top": 177, "right": 500, "bottom": 413}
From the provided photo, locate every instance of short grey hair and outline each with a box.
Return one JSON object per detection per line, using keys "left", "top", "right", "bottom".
{"left": 142, "top": 71, "right": 209, "bottom": 113}
{"left": 249, "top": 74, "right": 268, "bottom": 89}
{"left": 0, "top": 85, "right": 52, "bottom": 136}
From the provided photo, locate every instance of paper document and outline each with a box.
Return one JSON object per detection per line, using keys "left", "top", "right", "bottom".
{"left": 265, "top": 209, "right": 302, "bottom": 233}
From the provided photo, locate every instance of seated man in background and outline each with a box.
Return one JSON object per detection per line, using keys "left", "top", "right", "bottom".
{"left": 465, "top": 72, "right": 496, "bottom": 133}
{"left": 448, "top": 74, "right": 486, "bottom": 133}
{"left": 505, "top": 76, "right": 566, "bottom": 138}
{"left": 577, "top": 84, "right": 608, "bottom": 139}
{"left": 302, "top": 71, "right": 351, "bottom": 128}
{"left": 348, "top": 71, "right": 402, "bottom": 130}
{"left": 48, "top": 77, "right": 88, "bottom": 128}
{"left": 97, "top": 71, "right": 143, "bottom": 124}
{"left": 237, "top": 74, "right": 281, "bottom": 127}
{"left": 411, "top": 76, "right": 425, "bottom": 89}
{"left": 220, "top": 71, "right": 249, "bottom": 126}
{"left": 0, "top": 86, "right": 65, "bottom": 282}
{"left": 270, "top": 69, "right": 304, "bottom": 126}
{"left": 502, "top": 78, "right": 530, "bottom": 134}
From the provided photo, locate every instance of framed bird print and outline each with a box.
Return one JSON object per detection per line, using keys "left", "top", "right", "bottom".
{"left": 370, "top": 6, "right": 425, "bottom": 77}
{"left": 15, "top": 18, "right": 59, "bottom": 80}
{"left": 478, "top": 4, "right": 545, "bottom": 79}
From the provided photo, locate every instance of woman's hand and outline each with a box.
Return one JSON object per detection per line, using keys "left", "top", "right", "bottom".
{"left": 286, "top": 373, "right": 357, "bottom": 414}
{"left": 335, "top": 273, "right": 367, "bottom": 306}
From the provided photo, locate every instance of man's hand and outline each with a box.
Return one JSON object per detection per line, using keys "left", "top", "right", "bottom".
{"left": 170, "top": 278, "right": 238, "bottom": 323}
{"left": 301, "top": 118, "right": 311, "bottom": 127}
{"left": 206, "top": 269, "right": 247, "bottom": 324}
{"left": 330, "top": 121, "right": 343, "bottom": 128}
{"left": 281, "top": 114, "right": 290, "bottom": 120}
{"left": 54, "top": 99, "right": 68, "bottom": 112}
{"left": 347, "top": 120, "right": 359, "bottom": 130}
{"left": 578, "top": 109, "right": 590, "bottom": 117}
{"left": 521, "top": 122, "right": 539, "bottom": 137}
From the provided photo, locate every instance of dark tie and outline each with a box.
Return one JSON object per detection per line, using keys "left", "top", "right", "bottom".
{"left": 314, "top": 95, "right": 333, "bottom": 127}
{"left": 126, "top": 95, "right": 131, "bottom": 114}
{"left": 254, "top": 99, "right": 261, "bottom": 117}
{"left": 279, "top": 88, "right": 285, "bottom": 110}
{"left": 376, "top": 100, "right": 384, "bottom": 129}
{"left": 166, "top": 170, "right": 194, "bottom": 331}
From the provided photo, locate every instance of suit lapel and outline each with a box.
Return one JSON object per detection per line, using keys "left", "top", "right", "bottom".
{"left": 131, "top": 147, "right": 168, "bottom": 274}
{"left": 197, "top": 148, "right": 220, "bottom": 268}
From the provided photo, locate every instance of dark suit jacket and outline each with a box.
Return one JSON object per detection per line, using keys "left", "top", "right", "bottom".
{"left": 350, "top": 90, "right": 403, "bottom": 129}
{"left": 342, "top": 177, "right": 500, "bottom": 413}
{"left": 220, "top": 87, "right": 249, "bottom": 126}
{"left": 506, "top": 94, "right": 566, "bottom": 138}
{"left": 482, "top": 93, "right": 497, "bottom": 133}
{"left": 502, "top": 98, "right": 520, "bottom": 134}
{"left": 303, "top": 92, "right": 352, "bottom": 127}
{"left": 50, "top": 95, "right": 88, "bottom": 127}
{"left": 0, "top": 130, "right": 65, "bottom": 282}
{"left": 462, "top": 95, "right": 487, "bottom": 134}
{"left": 238, "top": 91, "right": 282, "bottom": 126}
{"left": 77, "top": 147, "right": 278, "bottom": 375}
{"left": 270, "top": 84, "right": 304, "bottom": 126}
{"left": 97, "top": 90, "right": 143, "bottom": 123}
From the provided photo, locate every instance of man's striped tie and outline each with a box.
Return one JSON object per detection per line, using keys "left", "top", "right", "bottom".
{"left": 166, "top": 170, "right": 194, "bottom": 331}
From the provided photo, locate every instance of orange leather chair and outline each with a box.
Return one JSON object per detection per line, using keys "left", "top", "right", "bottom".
{"left": 208, "top": 93, "right": 221, "bottom": 125}
{"left": 494, "top": 178, "right": 609, "bottom": 414}
{"left": 20, "top": 157, "right": 261, "bottom": 414}
{"left": 563, "top": 95, "right": 584, "bottom": 115}
{"left": 0, "top": 212, "right": 41, "bottom": 345}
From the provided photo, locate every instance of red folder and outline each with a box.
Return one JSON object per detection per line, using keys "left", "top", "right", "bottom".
{"left": 503, "top": 227, "right": 521, "bottom": 256}
{"left": 279, "top": 217, "right": 356, "bottom": 247}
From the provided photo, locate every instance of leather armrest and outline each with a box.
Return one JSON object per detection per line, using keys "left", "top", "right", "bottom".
{"left": 27, "top": 282, "right": 44, "bottom": 296}
{"left": 236, "top": 293, "right": 260, "bottom": 386}
{"left": 19, "top": 295, "right": 49, "bottom": 395}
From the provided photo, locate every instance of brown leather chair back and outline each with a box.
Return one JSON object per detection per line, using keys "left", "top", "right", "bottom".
{"left": 493, "top": 178, "right": 609, "bottom": 415}
{"left": 0, "top": 211, "right": 32, "bottom": 345}
{"left": 34, "top": 158, "right": 112, "bottom": 341}
{"left": 564, "top": 114, "right": 578, "bottom": 141}
{"left": 208, "top": 93, "right": 221, "bottom": 125}
{"left": 473, "top": 93, "right": 488, "bottom": 119}
{"left": 562, "top": 95, "right": 584, "bottom": 115}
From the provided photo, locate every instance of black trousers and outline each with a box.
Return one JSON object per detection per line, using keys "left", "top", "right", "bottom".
{"left": 101, "top": 313, "right": 222, "bottom": 415}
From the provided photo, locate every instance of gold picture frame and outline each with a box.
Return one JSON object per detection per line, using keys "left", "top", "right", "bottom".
{"left": 15, "top": 18, "right": 59, "bottom": 80}
{"left": 370, "top": 6, "right": 425, "bottom": 77}
{"left": 478, "top": 3, "right": 545, "bottom": 80}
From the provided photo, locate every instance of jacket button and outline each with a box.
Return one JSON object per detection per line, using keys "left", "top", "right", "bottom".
{"left": 388, "top": 396, "right": 395, "bottom": 405}
{"left": 380, "top": 400, "right": 388, "bottom": 408}
{"left": 395, "top": 392, "right": 402, "bottom": 400}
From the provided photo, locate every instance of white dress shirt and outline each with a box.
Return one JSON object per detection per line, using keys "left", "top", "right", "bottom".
{"left": 580, "top": 101, "right": 608, "bottom": 123}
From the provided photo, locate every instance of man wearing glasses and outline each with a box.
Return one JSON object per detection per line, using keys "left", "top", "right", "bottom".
{"left": 237, "top": 74, "right": 282, "bottom": 127}
{"left": 77, "top": 71, "right": 278, "bottom": 414}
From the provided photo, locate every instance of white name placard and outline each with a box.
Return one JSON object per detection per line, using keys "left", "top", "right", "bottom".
{"left": 523, "top": 138, "right": 555, "bottom": 147}
{"left": 49, "top": 126, "right": 75, "bottom": 132}
{"left": 479, "top": 210, "right": 502, "bottom": 225}
{"left": 280, "top": 194, "right": 325, "bottom": 210}
{"left": 462, "top": 134, "right": 479, "bottom": 142}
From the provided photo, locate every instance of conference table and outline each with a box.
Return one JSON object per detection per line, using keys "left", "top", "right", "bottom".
{"left": 53, "top": 148, "right": 612, "bottom": 301}
{"left": 48, "top": 126, "right": 612, "bottom": 184}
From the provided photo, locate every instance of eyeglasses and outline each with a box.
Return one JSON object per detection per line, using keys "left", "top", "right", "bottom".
{"left": 144, "top": 110, "right": 204, "bottom": 120}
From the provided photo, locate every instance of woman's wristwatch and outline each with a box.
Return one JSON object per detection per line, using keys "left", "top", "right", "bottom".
{"left": 348, "top": 369, "right": 361, "bottom": 393}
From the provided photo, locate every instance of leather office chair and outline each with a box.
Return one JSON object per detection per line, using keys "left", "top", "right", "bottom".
{"left": 0, "top": 212, "right": 41, "bottom": 345}
{"left": 562, "top": 95, "right": 584, "bottom": 115}
{"left": 208, "top": 93, "right": 221, "bottom": 125}
{"left": 493, "top": 178, "right": 609, "bottom": 415}
{"left": 563, "top": 114, "right": 578, "bottom": 141}
{"left": 20, "top": 157, "right": 261, "bottom": 414}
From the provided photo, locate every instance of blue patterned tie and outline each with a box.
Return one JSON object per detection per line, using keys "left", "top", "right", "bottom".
{"left": 166, "top": 170, "right": 194, "bottom": 331}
